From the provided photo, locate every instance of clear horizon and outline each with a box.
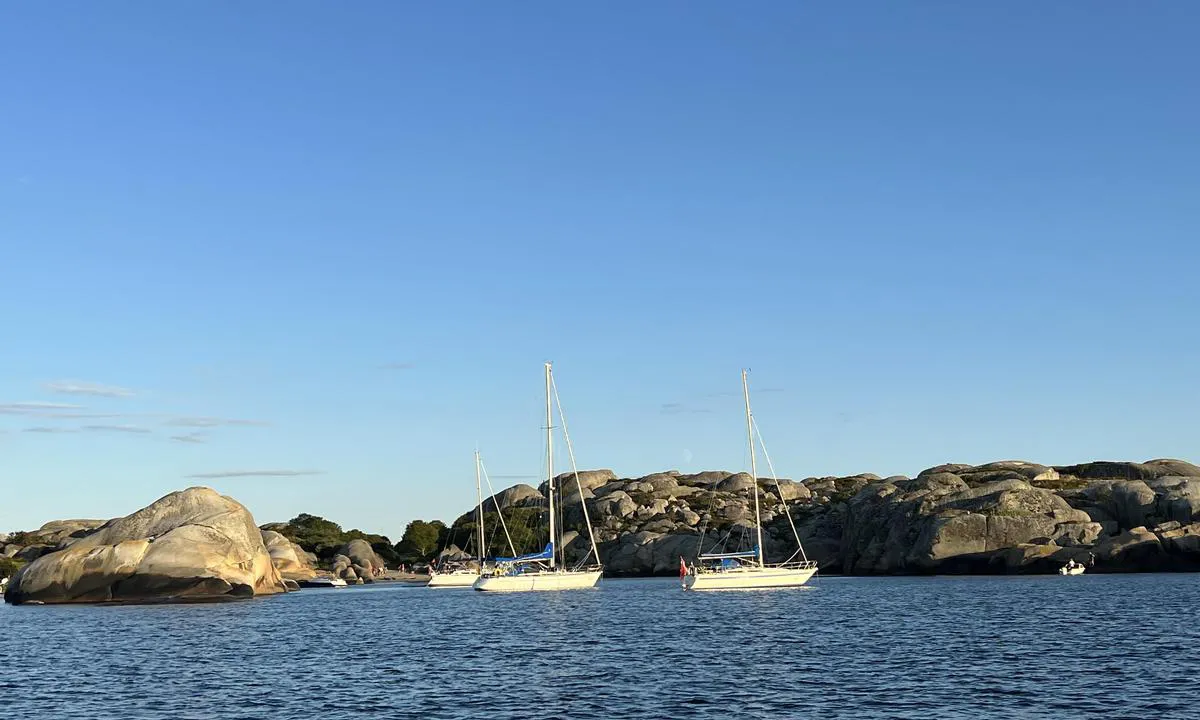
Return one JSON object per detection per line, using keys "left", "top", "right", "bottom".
{"left": 3, "top": 2, "right": 1197, "bottom": 540}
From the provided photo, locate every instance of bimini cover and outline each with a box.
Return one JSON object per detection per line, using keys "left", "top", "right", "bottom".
{"left": 495, "top": 543, "right": 553, "bottom": 564}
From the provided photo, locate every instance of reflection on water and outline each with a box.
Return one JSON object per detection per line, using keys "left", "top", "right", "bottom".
{"left": 2, "top": 574, "right": 1197, "bottom": 718}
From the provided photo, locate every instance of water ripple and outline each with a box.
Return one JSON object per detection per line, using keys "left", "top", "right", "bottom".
{"left": 2, "top": 574, "right": 1199, "bottom": 718}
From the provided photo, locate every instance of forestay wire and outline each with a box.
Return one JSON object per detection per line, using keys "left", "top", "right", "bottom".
{"left": 478, "top": 456, "right": 518, "bottom": 557}
{"left": 752, "top": 418, "right": 809, "bottom": 563}
{"left": 550, "top": 374, "right": 602, "bottom": 568}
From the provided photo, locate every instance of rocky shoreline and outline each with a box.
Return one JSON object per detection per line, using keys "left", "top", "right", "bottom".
{"left": 451, "top": 458, "right": 1200, "bottom": 577}
{"left": 0, "top": 487, "right": 439, "bottom": 605}
{"left": 4, "top": 457, "right": 1199, "bottom": 604}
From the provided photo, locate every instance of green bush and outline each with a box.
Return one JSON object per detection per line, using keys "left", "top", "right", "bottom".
{"left": 5, "top": 531, "right": 36, "bottom": 547}
{"left": 1031, "top": 475, "right": 1089, "bottom": 491}
{"left": 0, "top": 556, "right": 23, "bottom": 578}
{"left": 985, "top": 508, "right": 1031, "bottom": 518}
{"left": 270, "top": 513, "right": 397, "bottom": 564}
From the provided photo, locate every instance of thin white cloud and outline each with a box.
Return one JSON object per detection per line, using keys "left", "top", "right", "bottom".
{"left": 24, "top": 426, "right": 79, "bottom": 433}
{"left": 165, "top": 417, "right": 269, "bottom": 428}
{"left": 185, "top": 469, "right": 324, "bottom": 479}
{"left": 170, "top": 432, "right": 207, "bottom": 444}
{"left": 380, "top": 362, "right": 415, "bottom": 370}
{"left": 82, "top": 424, "right": 151, "bottom": 434}
{"left": 33, "top": 412, "right": 125, "bottom": 420}
{"left": 0, "top": 401, "right": 85, "bottom": 414}
{"left": 45, "top": 380, "right": 136, "bottom": 398}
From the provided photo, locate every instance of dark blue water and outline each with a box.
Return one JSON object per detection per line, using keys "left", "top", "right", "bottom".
{"left": 3, "top": 574, "right": 1198, "bottom": 719}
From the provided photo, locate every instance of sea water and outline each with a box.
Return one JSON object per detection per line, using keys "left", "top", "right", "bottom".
{"left": 2, "top": 574, "right": 1197, "bottom": 718}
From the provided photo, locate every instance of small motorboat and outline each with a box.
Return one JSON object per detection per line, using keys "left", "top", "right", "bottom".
{"left": 1058, "top": 560, "right": 1085, "bottom": 576}
{"left": 300, "top": 577, "right": 348, "bottom": 588}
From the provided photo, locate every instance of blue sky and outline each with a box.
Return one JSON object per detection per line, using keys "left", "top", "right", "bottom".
{"left": 2, "top": 2, "right": 1197, "bottom": 539}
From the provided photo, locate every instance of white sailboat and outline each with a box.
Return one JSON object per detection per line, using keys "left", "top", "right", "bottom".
{"left": 427, "top": 451, "right": 487, "bottom": 588}
{"left": 474, "top": 362, "right": 603, "bottom": 592}
{"left": 682, "top": 369, "right": 819, "bottom": 591}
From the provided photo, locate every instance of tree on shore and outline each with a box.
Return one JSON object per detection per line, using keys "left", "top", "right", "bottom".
{"left": 267, "top": 513, "right": 399, "bottom": 565}
{"left": 396, "top": 520, "right": 446, "bottom": 560}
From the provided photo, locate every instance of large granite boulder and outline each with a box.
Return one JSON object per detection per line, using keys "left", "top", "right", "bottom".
{"left": 31, "top": 519, "right": 107, "bottom": 547}
{"left": 482, "top": 484, "right": 544, "bottom": 512}
{"left": 1105, "top": 481, "right": 1158, "bottom": 530}
{"left": 1148, "top": 476, "right": 1200, "bottom": 524}
{"left": 261, "top": 530, "right": 316, "bottom": 581}
{"left": 1081, "top": 476, "right": 1200, "bottom": 531}
{"left": 0, "top": 519, "right": 108, "bottom": 564}
{"left": 714, "top": 473, "right": 755, "bottom": 493}
{"left": 330, "top": 554, "right": 361, "bottom": 583}
{"left": 1054, "top": 459, "right": 1200, "bottom": 482}
{"left": 542, "top": 469, "right": 617, "bottom": 496}
{"left": 1157, "top": 522, "right": 1200, "bottom": 557}
{"left": 437, "top": 544, "right": 473, "bottom": 563}
{"left": 594, "top": 491, "right": 637, "bottom": 520}
{"left": 1092, "top": 526, "right": 1166, "bottom": 570}
{"left": 599, "top": 531, "right": 700, "bottom": 576}
{"left": 339, "top": 538, "right": 386, "bottom": 579}
{"left": 774, "top": 479, "right": 812, "bottom": 503}
{"left": 15, "top": 545, "right": 54, "bottom": 562}
{"left": 4, "top": 487, "right": 286, "bottom": 605}
{"left": 842, "top": 473, "right": 1092, "bottom": 574}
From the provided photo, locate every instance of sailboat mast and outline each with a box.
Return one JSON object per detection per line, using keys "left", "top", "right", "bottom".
{"left": 742, "top": 369, "right": 765, "bottom": 567}
{"left": 475, "top": 450, "right": 484, "bottom": 570}
{"left": 546, "top": 361, "right": 557, "bottom": 569}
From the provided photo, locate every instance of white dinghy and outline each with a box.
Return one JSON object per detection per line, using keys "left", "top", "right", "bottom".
{"left": 1058, "top": 559, "right": 1085, "bottom": 576}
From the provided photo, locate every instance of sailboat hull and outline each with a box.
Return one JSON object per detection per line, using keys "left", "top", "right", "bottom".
{"left": 427, "top": 572, "right": 480, "bottom": 588}
{"left": 684, "top": 565, "right": 816, "bottom": 591}
{"left": 473, "top": 570, "right": 602, "bottom": 592}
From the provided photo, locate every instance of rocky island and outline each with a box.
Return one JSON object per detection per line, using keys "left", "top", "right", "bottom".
{"left": 2, "top": 488, "right": 290, "bottom": 605}
{"left": 2, "top": 490, "right": 408, "bottom": 605}
{"left": 444, "top": 457, "right": 1200, "bottom": 576}
{"left": 4, "top": 457, "right": 1199, "bottom": 604}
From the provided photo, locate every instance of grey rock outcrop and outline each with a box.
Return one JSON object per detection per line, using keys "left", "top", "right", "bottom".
{"left": 1093, "top": 527, "right": 1166, "bottom": 570}
{"left": 31, "top": 519, "right": 107, "bottom": 547}
{"left": 340, "top": 538, "right": 386, "bottom": 579}
{"left": 330, "top": 554, "right": 360, "bottom": 583}
{"left": 4, "top": 487, "right": 286, "bottom": 605}
{"left": 442, "top": 458, "right": 1200, "bottom": 577}
{"left": 261, "top": 530, "right": 317, "bottom": 581}
{"left": 843, "top": 474, "right": 1093, "bottom": 573}
{"left": 0, "top": 519, "right": 108, "bottom": 564}
{"left": 482, "top": 484, "right": 544, "bottom": 512}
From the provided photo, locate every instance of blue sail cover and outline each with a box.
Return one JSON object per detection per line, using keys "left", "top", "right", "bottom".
{"left": 494, "top": 543, "right": 553, "bottom": 565}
